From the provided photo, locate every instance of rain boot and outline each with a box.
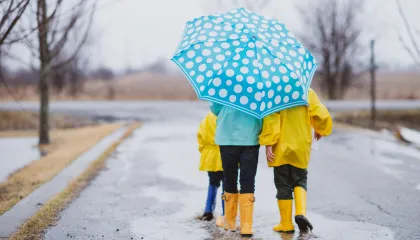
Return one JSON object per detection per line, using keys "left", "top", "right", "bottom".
{"left": 294, "top": 187, "right": 313, "bottom": 231}
{"left": 201, "top": 185, "right": 218, "bottom": 221}
{"left": 272, "top": 200, "right": 295, "bottom": 233}
{"left": 239, "top": 193, "right": 255, "bottom": 237}
{"left": 215, "top": 191, "right": 225, "bottom": 226}
{"left": 216, "top": 192, "right": 238, "bottom": 231}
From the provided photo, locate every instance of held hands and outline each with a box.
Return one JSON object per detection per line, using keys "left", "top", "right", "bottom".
{"left": 266, "top": 145, "right": 275, "bottom": 163}
{"left": 314, "top": 132, "right": 322, "bottom": 141}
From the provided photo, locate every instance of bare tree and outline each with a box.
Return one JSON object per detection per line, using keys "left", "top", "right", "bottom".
{"left": 0, "top": 0, "right": 30, "bottom": 49}
{"left": 395, "top": 0, "right": 420, "bottom": 67}
{"left": 298, "top": 0, "right": 365, "bottom": 100}
{"left": 30, "top": 0, "right": 97, "bottom": 144}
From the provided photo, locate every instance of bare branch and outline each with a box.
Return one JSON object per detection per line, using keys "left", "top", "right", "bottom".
{"left": 395, "top": 0, "right": 420, "bottom": 66}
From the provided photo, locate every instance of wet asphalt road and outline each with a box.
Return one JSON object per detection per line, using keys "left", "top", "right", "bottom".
{"left": 39, "top": 103, "right": 420, "bottom": 240}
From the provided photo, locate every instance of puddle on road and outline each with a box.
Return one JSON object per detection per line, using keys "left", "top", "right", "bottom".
{"left": 0, "top": 137, "right": 41, "bottom": 182}
{"left": 130, "top": 187, "right": 393, "bottom": 240}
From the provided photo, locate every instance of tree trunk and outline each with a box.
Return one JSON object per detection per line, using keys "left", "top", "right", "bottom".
{"left": 38, "top": 0, "right": 50, "bottom": 144}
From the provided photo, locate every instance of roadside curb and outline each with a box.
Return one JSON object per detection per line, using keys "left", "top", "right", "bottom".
{"left": 0, "top": 124, "right": 135, "bottom": 238}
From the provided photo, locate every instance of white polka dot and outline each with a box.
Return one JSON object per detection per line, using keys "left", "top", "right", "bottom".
{"left": 279, "top": 66, "right": 287, "bottom": 73}
{"left": 233, "top": 54, "right": 240, "bottom": 61}
{"left": 248, "top": 42, "right": 255, "bottom": 48}
{"left": 186, "top": 61, "right": 194, "bottom": 69}
{"left": 240, "top": 67, "right": 249, "bottom": 74}
{"left": 234, "top": 84, "right": 243, "bottom": 93}
{"left": 213, "top": 78, "right": 221, "bottom": 86}
{"left": 268, "top": 90, "right": 275, "bottom": 98}
{"left": 219, "top": 89, "right": 228, "bottom": 98}
{"left": 233, "top": 62, "right": 239, "bottom": 67}
{"left": 273, "top": 76, "right": 280, "bottom": 83}
{"left": 285, "top": 85, "right": 292, "bottom": 93}
{"left": 195, "top": 57, "right": 202, "bottom": 63}
{"left": 274, "top": 95, "right": 281, "bottom": 104}
{"left": 287, "top": 38, "right": 295, "bottom": 44}
{"left": 286, "top": 64, "right": 294, "bottom": 70}
{"left": 254, "top": 92, "right": 262, "bottom": 101}
{"left": 290, "top": 72, "right": 298, "bottom": 79}
{"left": 226, "top": 51, "right": 232, "bottom": 55}
{"left": 226, "top": 80, "right": 232, "bottom": 86}
{"left": 233, "top": 40, "right": 240, "bottom": 46}
{"left": 226, "top": 69, "right": 234, "bottom": 77}
{"left": 247, "top": 87, "right": 253, "bottom": 93}
{"left": 267, "top": 101, "right": 273, "bottom": 108}
{"left": 216, "top": 55, "right": 225, "bottom": 61}
{"left": 276, "top": 52, "right": 284, "bottom": 59}
{"left": 190, "top": 71, "right": 195, "bottom": 76}
{"left": 250, "top": 103, "right": 257, "bottom": 110}
{"left": 206, "top": 58, "right": 213, "bottom": 63}
{"left": 200, "top": 86, "right": 205, "bottom": 91}
{"left": 283, "top": 76, "right": 289, "bottom": 83}
{"left": 260, "top": 102, "right": 266, "bottom": 111}
{"left": 264, "top": 58, "right": 271, "bottom": 65}
{"left": 271, "top": 67, "right": 276, "bottom": 72}
{"left": 262, "top": 71, "right": 269, "bottom": 78}
{"left": 199, "top": 64, "right": 206, "bottom": 72}
{"left": 202, "top": 49, "right": 211, "bottom": 56}
{"left": 289, "top": 50, "right": 297, "bottom": 57}
{"left": 266, "top": 81, "right": 272, "bottom": 88}
{"left": 280, "top": 47, "right": 287, "bottom": 52}
{"left": 195, "top": 20, "right": 202, "bottom": 26}
{"left": 187, "top": 50, "right": 195, "bottom": 58}
{"left": 262, "top": 49, "right": 268, "bottom": 55}
{"left": 224, "top": 25, "right": 233, "bottom": 31}
{"left": 257, "top": 82, "right": 264, "bottom": 89}
{"left": 275, "top": 25, "right": 282, "bottom": 31}
{"left": 213, "top": 63, "right": 222, "bottom": 70}
{"left": 198, "top": 36, "right": 207, "bottom": 41}
{"left": 253, "top": 69, "right": 259, "bottom": 74}
{"left": 261, "top": 24, "right": 269, "bottom": 29}
{"left": 214, "top": 47, "right": 221, "bottom": 53}
{"left": 204, "top": 23, "right": 213, "bottom": 28}
{"left": 236, "top": 75, "right": 244, "bottom": 82}
{"left": 292, "top": 91, "right": 300, "bottom": 99}
{"left": 221, "top": 43, "right": 230, "bottom": 49}
{"left": 240, "top": 96, "right": 249, "bottom": 105}
{"left": 242, "top": 58, "right": 249, "bottom": 64}
{"left": 286, "top": 56, "right": 292, "bottom": 61}
{"left": 229, "top": 95, "right": 236, "bottom": 102}
{"left": 179, "top": 57, "right": 185, "bottom": 63}
{"left": 206, "top": 71, "right": 213, "bottom": 77}
{"left": 208, "top": 88, "right": 215, "bottom": 96}
{"left": 296, "top": 81, "right": 301, "bottom": 87}
{"left": 247, "top": 76, "right": 255, "bottom": 84}
{"left": 196, "top": 75, "right": 204, "bottom": 83}
{"left": 274, "top": 58, "right": 281, "bottom": 65}
{"left": 308, "top": 62, "right": 313, "bottom": 70}
{"left": 283, "top": 96, "right": 289, "bottom": 103}
{"left": 246, "top": 50, "right": 255, "bottom": 58}
{"left": 229, "top": 34, "right": 239, "bottom": 40}
{"left": 209, "top": 31, "right": 218, "bottom": 37}
{"left": 253, "top": 60, "right": 259, "bottom": 67}
{"left": 271, "top": 40, "right": 279, "bottom": 47}
{"left": 294, "top": 62, "right": 302, "bottom": 68}
{"left": 277, "top": 85, "right": 282, "bottom": 91}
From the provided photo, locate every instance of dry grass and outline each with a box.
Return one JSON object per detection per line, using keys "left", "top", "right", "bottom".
{"left": 0, "top": 111, "right": 97, "bottom": 132}
{"left": 9, "top": 123, "right": 140, "bottom": 240}
{"left": 1, "top": 71, "right": 420, "bottom": 101}
{"left": 334, "top": 109, "right": 420, "bottom": 131}
{"left": 0, "top": 123, "right": 122, "bottom": 215}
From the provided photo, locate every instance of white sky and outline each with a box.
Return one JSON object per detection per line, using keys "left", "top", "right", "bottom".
{"left": 7, "top": 0, "right": 420, "bottom": 71}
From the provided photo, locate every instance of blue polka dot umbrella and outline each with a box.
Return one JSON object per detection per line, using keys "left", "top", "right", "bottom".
{"left": 171, "top": 7, "right": 318, "bottom": 119}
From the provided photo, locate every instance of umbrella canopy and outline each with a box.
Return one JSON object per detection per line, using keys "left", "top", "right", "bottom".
{"left": 171, "top": 7, "right": 318, "bottom": 119}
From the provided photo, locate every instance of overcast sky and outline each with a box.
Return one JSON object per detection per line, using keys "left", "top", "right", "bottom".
{"left": 8, "top": 0, "right": 420, "bottom": 71}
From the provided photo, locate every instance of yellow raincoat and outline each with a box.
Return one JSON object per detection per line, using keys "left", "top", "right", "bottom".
{"left": 197, "top": 112, "right": 223, "bottom": 172}
{"left": 259, "top": 89, "right": 333, "bottom": 169}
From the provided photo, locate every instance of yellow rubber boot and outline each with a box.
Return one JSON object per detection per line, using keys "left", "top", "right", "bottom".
{"left": 294, "top": 187, "right": 313, "bottom": 231}
{"left": 272, "top": 200, "right": 295, "bottom": 233}
{"left": 216, "top": 192, "right": 238, "bottom": 231}
{"left": 239, "top": 194, "right": 255, "bottom": 237}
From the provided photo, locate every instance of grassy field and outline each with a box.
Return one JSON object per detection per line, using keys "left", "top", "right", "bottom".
{"left": 1, "top": 71, "right": 419, "bottom": 101}
{"left": 0, "top": 123, "right": 122, "bottom": 215}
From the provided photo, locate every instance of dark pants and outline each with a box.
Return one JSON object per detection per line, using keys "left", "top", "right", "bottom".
{"left": 208, "top": 171, "right": 224, "bottom": 187}
{"left": 274, "top": 164, "right": 308, "bottom": 200}
{"left": 220, "top": 145, "right": 260, "bottom": 194}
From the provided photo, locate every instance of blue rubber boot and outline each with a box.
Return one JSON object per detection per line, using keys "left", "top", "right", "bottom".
{"left": 201, "top": 185, "right": 218, "bottom": 221}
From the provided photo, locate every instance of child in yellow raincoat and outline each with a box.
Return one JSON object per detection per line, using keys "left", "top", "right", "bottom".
{"left": 260, "top": 88, "right": 333, "bottom": 234}
{"left": 197, "top": 112, "right": 225, "bottom": 223}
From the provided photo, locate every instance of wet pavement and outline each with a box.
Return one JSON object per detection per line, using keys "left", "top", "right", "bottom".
{"left": 0, "top": 137, "right": 40, "bottom": 182}
{"left": 43, "top": 110, "right": 420, "bottom": 239}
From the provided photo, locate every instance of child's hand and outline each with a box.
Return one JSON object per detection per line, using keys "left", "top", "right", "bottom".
{"left": 266, "top": 145, "right": 275, "bottom": 163}
{"left": 314, "top": 132, "right": 322, "bottom": 141}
